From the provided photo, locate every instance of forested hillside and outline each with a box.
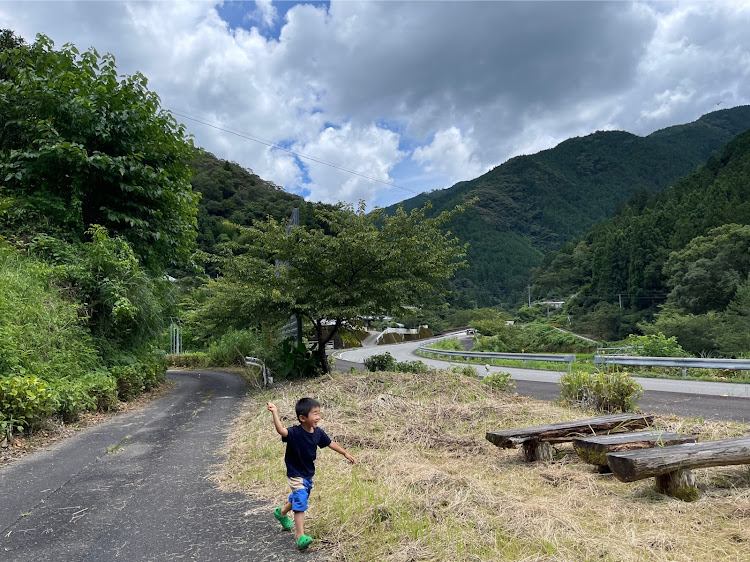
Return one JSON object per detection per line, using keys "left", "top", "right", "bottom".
{"left": 389, "top": 106, "right": 750, "bottom": 306}
{"left": 189, "top": 152, "right": 329, "bottom": 257}
{"left": 533, "top": 127, "right": 750, "bottom": 351}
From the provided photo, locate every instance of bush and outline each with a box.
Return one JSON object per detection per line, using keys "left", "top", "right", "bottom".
{"left": 626, "top": 332, "right": 690, "bottom": 357}
{"left": 49, "top": 378, "right": 96, "bottom": 423}
{"left": 451, "top": 364, "right": 478, "bottom": 378}
{"left": 168, "top": 352, "right": 209, "bottom": 368}
{"left": 363, "top": 353, "right": 397, "bottom": 372}
{"left": 559, "top": 369, "right": 643, "bottom": 413}
{"left": 207, "top": 329, "right": 263, "bottom": 367}
{"left": 79, "top": 373, "right": 119, "bottom": 411}
{"left": 0, "top": 375, "right": 58, "bottom": 431}
{"left": 427, "top": 338, "right": 464, "bottom": 351}
{"left": 110, "top": 365, "right": 145, "bottom": 401}
{"left": 481, "top": 372, "right": 515, "bottom": 392}
{"left": 393, "top": 360, "right": 430, "bottom": 374}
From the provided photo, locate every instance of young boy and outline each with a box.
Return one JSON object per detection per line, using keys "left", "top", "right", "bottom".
{"left": 267, "top": 398, "right": 355, "bottom": 550}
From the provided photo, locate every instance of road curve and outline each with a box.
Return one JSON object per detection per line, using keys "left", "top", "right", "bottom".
{"left": 0, "top": 370, "right": 318, "bottom": 561}
{"left": 337, "top": 339, "right": 750, "bottom": 422}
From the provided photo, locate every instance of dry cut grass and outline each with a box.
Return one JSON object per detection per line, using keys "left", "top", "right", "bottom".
{"left": 218, "top": 369, "right": 750, "bottom": 561}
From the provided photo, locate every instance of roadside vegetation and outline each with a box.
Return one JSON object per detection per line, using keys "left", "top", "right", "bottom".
{"left": 220, "top": 368, "right": 750, "bottom": 562}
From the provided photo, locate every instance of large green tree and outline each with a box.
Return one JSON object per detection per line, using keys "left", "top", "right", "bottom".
{"left": 0, "top": 31, "right": 198, "bottom": 271}
{"left": 201, "top": 201, "right": 470, "bottom": 373}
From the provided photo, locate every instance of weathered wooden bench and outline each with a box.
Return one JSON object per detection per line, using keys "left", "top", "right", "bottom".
{"left": 486, "top": 413, "right": 654, "bottom": 461}
{"left": 573, "top": 430, "right": 696, "bottom": 473}
{"left": 607, "top": 436, "right": 750, "bottom": 501}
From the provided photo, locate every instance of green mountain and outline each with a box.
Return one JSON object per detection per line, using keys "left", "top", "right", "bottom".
{"left": 188, "top": 151, "right": 325, "bottom": 257}
{"left": 388, "top": 106, "right": 750, "bottom": 307}
{"left": 532, "top": 125, "right": 750, "bottom": 344}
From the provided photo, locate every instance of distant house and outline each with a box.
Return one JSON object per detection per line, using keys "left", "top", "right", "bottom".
{"left": 539, "top": 300, "right": 565, "bottom": 309}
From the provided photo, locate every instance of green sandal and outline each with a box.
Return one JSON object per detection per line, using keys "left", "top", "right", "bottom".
{"left": 274, "top": 507, "right": 294, "bottom": 531}
{"left": 296, "top": 535, "right": 313, "bottom": 550}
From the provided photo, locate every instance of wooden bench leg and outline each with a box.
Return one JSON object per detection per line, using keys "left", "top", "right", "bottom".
{"left": 654, "top": 469, "right": 699, "bottom": 502}
{"left": 523, "top": 440, "right": 554, "bottom": 462}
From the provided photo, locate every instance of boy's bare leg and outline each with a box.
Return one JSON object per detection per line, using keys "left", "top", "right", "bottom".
{"left": 280, "top": 501, "right": 293, "bottom": 517}
{"left": 294, "top": 511, "right": 306, "bottom": 540}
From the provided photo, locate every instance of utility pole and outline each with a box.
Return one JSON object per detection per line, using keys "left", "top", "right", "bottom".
{"left": 618, "top": 294, "right": 622, "bottom": 309}
{"left": 528, "top": 284, "right": 531, "bottom": 307}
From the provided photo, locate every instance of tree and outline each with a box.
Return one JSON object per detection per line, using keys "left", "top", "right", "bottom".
{"left": 664, "top": 224, "right": 750, "bottom": 314}
{"left": 0, "top": 32, "right": 198, "bottom": 271}
{"left": 204, "top": 201, "right": 470, "bottom": 373}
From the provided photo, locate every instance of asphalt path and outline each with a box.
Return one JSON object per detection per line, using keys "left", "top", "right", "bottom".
{"left": 0, "top": 370, "right": 318, "bottom": 562}
{"left": 336, "top": 338, "right": 750, "bottom": 423}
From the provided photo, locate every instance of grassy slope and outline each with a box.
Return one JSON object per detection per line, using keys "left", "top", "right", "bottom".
{"left": 220, "top": 370, "right": 750, "bottom": 561}
{"left": 387, "top": 106, "right": 750, "bottom": 306}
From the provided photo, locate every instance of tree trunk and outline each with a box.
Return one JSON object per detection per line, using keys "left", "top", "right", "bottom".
{"left": 313, "top": 322, "right": 330, "bottom": 374}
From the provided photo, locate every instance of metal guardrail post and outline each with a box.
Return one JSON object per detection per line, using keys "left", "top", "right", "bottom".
{"left": 245, "top": 356, "right": 271, "bottom": 386}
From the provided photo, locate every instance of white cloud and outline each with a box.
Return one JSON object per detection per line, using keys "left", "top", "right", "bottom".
{"left": 2, "top": 1, "right": 750, "bottom": 207}
{"left": 412, "top": 127, "right": 483, "bottom": 184}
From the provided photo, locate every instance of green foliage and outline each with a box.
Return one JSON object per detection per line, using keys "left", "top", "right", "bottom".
{"left": 0, "top": 244, "right": 101, "bottom": 378}
{"left": 625, "top": 332, "right": 689, "bottom": 357}
{"left": 78, "top": 373, "right": 119, "bottom": 412}
{"left": 281, "top": 339, "right": 321, "bottom": 380}
{"left": 206, "top": 329, "right": 263, "bottom": 367}
{"left": 29, "top": 228, "right": 171, "bottom": 361}
{"left": 481, "top": 372, "right": 515, "bottom": 392}
{"left": 203, "top": 200, "right": 469, "bottom": 373}
{"left": 110, "top": 365, "right": 145, "bottom": 401}
{"left": 48, "top": 378, "right": 96, "bottom": 423}
{"left": 364, "top": 353, "right": 397, "bottom": 372}
{"left": 390, "top": 106, "right": 750, "bottom": 305}
{"left": 393, "top": 360, "right": 430, "bottom": 374}
{"left": 0, "top": 32, "right": 198, "bottom": 271}
{"left": 558, "top": 369, "right": 643, "bottom": 413}
{"left": 535, "top": 126, "right": 750, "bottom": 343}
{"left": 168, "top": 352, "right": 209, "bottom": 369}
{"left": 0, "top": 375, "right": 58, "bottom": 431}
{"left": 450, "top": 364, "right": 478, "bottom": 378}
{"left": 427, "top": 338, "right": 464, "bottom": 351}
{"left": 473, "top": 323, "right": 594, "bottom": 353}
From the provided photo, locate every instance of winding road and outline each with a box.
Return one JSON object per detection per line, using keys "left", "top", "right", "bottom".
{"left": 0, "top": 370, "right": 319, "bottom": 561}
{"left": 336, "top": 336, "right": 750, "bottom": 423}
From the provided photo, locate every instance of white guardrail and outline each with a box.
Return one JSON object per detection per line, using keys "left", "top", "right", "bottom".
{"left": 416, "top": 343, "right": 576, "bottom": 371}
{"left": 245, "top": 356, "right": 272, "bottom": 386}
{"left": 594, "top": 355, "right": 750, "bottom": 377}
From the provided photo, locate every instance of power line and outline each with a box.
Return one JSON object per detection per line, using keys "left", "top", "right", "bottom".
{"left": 166, "top": 107, "right": 420, "bottom": 195}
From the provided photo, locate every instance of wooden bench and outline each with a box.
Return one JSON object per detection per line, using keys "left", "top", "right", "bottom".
{"left": 607, "top": 436, "right": 750, "bottom": 501}
{"left": 486, "top": 413, "right": 654, "bottom": 461}
{"left": 573, "top": 430, "right": 696, "bottom": 472}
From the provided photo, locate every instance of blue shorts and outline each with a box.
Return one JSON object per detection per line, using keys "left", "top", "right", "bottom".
{"left": 288, "top": 477, "right": 313, "bottom": 512}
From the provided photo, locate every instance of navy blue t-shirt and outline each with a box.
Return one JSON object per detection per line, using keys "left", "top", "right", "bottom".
{"left": 282, "top": 425, "right": 331, "bottom": 479}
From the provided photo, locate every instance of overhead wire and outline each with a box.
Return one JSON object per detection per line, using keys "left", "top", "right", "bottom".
{"left": 166, "top": 106, "right": 421, "bottom": 195}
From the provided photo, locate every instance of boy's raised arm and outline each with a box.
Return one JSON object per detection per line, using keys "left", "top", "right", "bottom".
{"left": 267, "top": 402, "right": 288, "bottom": 437}
{"left": 329, "top": 441, "right": 356, "bottom": 464}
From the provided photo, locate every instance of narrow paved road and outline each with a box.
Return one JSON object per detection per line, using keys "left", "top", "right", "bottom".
{"left": 0, "top": 370, "right": 318, "bottom": 561}
{"left": 336, "top": 338, "right": 750, "bottom": 423}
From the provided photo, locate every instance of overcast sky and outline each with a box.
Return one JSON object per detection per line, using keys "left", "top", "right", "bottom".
{"left": 3, "top": 1, "right": 750, "bottom": 208}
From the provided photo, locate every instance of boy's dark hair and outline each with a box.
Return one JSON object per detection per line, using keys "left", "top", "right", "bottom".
{"left": 295, "top": 397, "right": 320, "bottom": 421}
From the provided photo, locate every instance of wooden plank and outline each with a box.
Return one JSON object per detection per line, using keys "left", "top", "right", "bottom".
{"left": 486, "top": 414, "right": 654, "bottom": 449}
{"left": 607, "top": 437, "right": 750, "bottom": 482}
{"left": 573, "top": 431, "right": 696, "bottom": 467}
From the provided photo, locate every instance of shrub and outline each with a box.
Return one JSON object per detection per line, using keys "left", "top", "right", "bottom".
{"left": 626, "top": 332, "right": 690, "bottom": 357}
{"left": 110, "top": 365, "right": 145, "bottom": 401}
{"left": 207, "top": 329, "right": 263, "bottom": 366}
{"left": 49, "top": 378, "right": 96, "bottom": 423}
{"left": 168, "top": 352, "right": 209, "bottom": 368}
{"left": 79, "top": 373, "right": 119, "bottom": 411}
{"left": 559, "top": 369, "right": 643, "bottom": 413}
{"left": 427, "top": 338, "right": 464, "bottom": 351}
{"left": 363, "top": 353, "right": 396, "bottom": 372}
{"left": 451, "top": 364, "right": 478, "bottom": 378}
{"left": 393, "top": 360, "right": 430, "bottom": 374}
{"left": 481, "top": 371, "right": 515, "bottom": 392}
{"left": 0, "top": 375, "right": 58, "bottom": 431}
{"left": 281, "top": 340, "right": 321, "bottom": 380}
